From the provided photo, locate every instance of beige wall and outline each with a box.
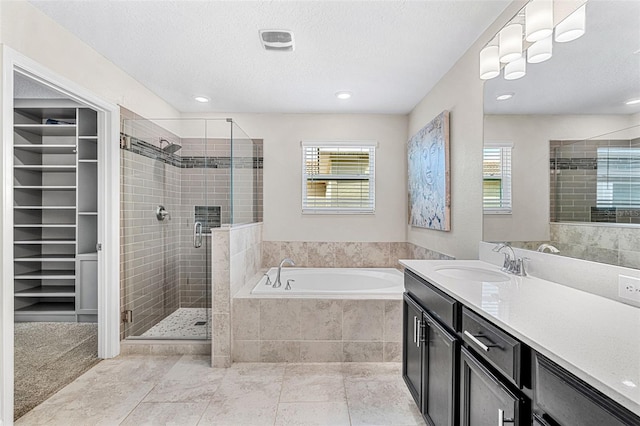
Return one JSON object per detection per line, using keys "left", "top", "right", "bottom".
{"left": 483, "top": 114, "right": 636, "bottom": 242}
{"left": 182, "top": 112, "right": 409, "bottom": 243}
{"left": 1, "top": 0, "right": 179, "bottom": 120}
{"left": 406, "top": 1, "right": 528, "bottom": 260}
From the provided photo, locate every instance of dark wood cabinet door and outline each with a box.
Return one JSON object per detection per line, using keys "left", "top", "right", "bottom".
{"left": 424, "top": 312, "right": 458, "bottom": 426}
{"left": 460, "top": 347, "right": 524, "bottom": 426}
{"left": 534, "top": 354, "right": 640, "bottom": 426}
{"left": 403, "top": 294, "right": 424, "bottom": 409}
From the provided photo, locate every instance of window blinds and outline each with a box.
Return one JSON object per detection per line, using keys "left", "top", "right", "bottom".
{"left": 301, "top": 141, "right": 376, "bottom": 214}
{"left": 596, "top": 147, "right": 640, "bottom": 208}
{"left": 483, "top": 145, "right": 512, "bottom": 214}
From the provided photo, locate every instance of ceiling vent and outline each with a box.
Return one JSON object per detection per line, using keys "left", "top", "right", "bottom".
{"left": 259, "top": 30, "right": 294, "bottom": 52}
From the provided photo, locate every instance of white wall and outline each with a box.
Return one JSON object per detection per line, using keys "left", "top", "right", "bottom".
{"left": 0, "top": 0, "right": 179, "bottom": 120}
{"left": 406, "top": 1, "right": 528, "bottom": 260}
{"left": 483, "top": 114, "right": 636, "bottom": 242}
{"left": 182, "top": 112, "right": 408, "bottom": 242}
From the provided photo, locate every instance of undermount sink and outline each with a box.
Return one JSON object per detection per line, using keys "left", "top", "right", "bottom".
{"left": 433, "top": 266, "right": 511, "bottom": 283}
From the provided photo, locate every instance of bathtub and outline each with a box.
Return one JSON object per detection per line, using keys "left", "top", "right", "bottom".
{"left": 251, "top": 267, "right": 404, "bottom": 296}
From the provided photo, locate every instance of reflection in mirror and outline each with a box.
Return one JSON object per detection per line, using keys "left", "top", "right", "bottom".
{"left": 551, "top": 126, "right": 640, "bottom": 225}
{"left": 483, "top": 0, "right": 640, "bottom": 269}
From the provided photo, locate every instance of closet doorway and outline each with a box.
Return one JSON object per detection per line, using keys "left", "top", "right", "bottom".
{"left": 1, "top": 48, "right": 120, "bottom": 424}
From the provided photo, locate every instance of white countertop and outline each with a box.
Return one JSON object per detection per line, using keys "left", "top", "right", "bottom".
{"left": 400, "top": 259, "right": 640, "bottom": 416}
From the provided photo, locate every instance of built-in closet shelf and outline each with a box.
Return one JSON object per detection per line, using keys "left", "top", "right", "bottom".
{"left": 15, "top": 206, "right": 76, "bottom": 210}
{"left": 14, "top": 101, "right": 98, "bottom": 323}
{"left": 14, "top": 124, "right": 76, "bottom": 136}
{"left": 14, "top": 240, "right": 76, "bottom": 245}
{"left": 14, "top": 186, "right": 76, "bottom": 190}
{"left": 15, "top": 270, "right": 76, "bottom": 279}
{"left": 14, "top": 224, "right": 77, "bottom": 228}
{"left": 15, "top": 286, "right": 76, "bottom": 297}
{"left": 14, "top": 165, "right": 77, "bottom": 172}
{"left": 15, "top": 302, "right": 76, "bottom": 314}
{"left": 14, "top": 145, "right": 77, "bottom": 154}
{"left": 15, "top": 255, "right": 76, "bottom": 262}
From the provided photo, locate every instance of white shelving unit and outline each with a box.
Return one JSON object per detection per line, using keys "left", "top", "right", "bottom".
{"left": 13, "top": 100, "right": 99, "bottom": 322}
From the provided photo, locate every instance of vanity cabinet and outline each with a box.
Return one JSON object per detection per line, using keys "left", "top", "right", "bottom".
{"left": 533, "top": 353, "right": 640, "bottom": 426}
{"left": 404, "top": 270, "right": 528, "bottom": 426}
{"left": 403, "top": 271, "right": 459, "bottom": 426}
{"left": 460, "top": 346, "right": 526, "bottom": 425}
{"left": 403, "top": 267, "right": 640, "bottom": 426}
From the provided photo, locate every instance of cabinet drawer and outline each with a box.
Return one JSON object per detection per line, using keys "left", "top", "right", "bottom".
{"left": 405, "top": 270, "right": 458, "bottom": 330}
{"left": 461, "top": 307, "right": 522, "bottom": 387}
{"left": 534, "top": 353, "right": 640, "bottom": 426}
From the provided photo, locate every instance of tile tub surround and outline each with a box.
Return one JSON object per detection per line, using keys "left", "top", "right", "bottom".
{"left": 550, "top": 222, "right": 640, "bottom": 270}
{"left": 212, "top": 223, "right": 263, "bottom": 368}
{"left": 262, "top": 241, "right": 452, "bottom": 270}
{"left": 232, "top": 298, "right": 402, "bottom": 363}
{"left": 16, "top": 356, "right": 425, "bottom": 426}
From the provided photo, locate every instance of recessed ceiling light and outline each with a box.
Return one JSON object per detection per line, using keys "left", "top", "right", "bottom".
{"left": 625, "top": 98, "right": 640, "bottom": 106}
{"left": 496, "top": 93, "right": 514, "bottom": 101}
{"left": 194, "top": 96, "right": 210, "bottom": 103}
{"left": 622, "top": 380, "right": 637, "bottom": 388}
{"left": 336, "top": 91, "right": 352, "bottom": 100}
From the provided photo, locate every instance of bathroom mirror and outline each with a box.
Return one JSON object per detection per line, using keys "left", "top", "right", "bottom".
{"left": 482, "top": 0, "right": 640, "bottom": 268}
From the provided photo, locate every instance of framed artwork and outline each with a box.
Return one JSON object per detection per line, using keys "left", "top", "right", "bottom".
{"left": 407, "top": 110, "right": 450, "bottom": 231}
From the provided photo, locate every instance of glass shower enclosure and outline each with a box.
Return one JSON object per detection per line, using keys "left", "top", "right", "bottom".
{"left": 120, "top": 116, "right": 260, "bottom": 340}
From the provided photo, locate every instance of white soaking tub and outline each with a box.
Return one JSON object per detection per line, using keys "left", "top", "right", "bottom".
{"left": 251, "top": 267, "right": 403, "bottom": 296}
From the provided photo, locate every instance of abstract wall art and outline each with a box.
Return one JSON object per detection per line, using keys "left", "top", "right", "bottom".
{"left": 407, "top": 110, "right": 451, "bottom": 231}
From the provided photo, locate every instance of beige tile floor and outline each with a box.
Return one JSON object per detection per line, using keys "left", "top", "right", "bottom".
{"left": 17, "top": 355, "right": 426, "bottom": 426}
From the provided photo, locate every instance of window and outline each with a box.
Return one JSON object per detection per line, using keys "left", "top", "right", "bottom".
{"left": 301, "top": 141, "right": 376, "bottom": 214}
{"left": 483, "top": 144, "right": 512, "bottom": 214}
{"left": 596, "top": 147, "right": 640, "bottom": 209}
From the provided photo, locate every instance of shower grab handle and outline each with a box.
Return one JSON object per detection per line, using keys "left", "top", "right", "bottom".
{"left": 193, "top": 222, "right": 203, "bottom": 248}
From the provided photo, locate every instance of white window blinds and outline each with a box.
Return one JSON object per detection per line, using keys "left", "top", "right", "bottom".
{"left": 596, "top": 147, "right": 640, "bottom": 208}
{"left": 301, "top": 141, "right": 376, "bottom": 214}
{"left": 483, "top": 144, "right": 512, "bottom": 214}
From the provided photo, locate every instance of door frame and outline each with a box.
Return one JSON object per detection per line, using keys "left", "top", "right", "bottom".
{"left": 1, "top": 46, "right": 120, "bottom": 425}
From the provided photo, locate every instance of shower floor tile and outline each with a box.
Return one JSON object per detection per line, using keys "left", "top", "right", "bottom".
{"left": 141, "top": 308, "right": 211, "bottom": 339}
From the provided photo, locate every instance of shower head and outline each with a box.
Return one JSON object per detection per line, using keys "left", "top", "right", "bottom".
{"left": 159, "top": 138, "right": 182, "bottom": 154}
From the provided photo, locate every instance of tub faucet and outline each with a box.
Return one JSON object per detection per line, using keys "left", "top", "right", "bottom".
{"left": 537, "top": 243, "right": 560, "bottom": 254}
{"left": 274, "top": 258, "right": 295, "bottom": 288}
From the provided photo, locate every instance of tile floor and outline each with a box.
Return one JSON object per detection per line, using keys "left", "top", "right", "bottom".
{"left": 17, "top": 355, "right": 425, "bottom": 426}
{"left": 141, "top": 308, "right": 211, "bottom": 339}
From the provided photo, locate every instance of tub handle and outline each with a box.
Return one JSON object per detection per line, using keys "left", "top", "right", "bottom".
{"left": 285, "top": 279, "right": 295, "bottom": 290}
{"left": 264, "top": 274, "right": 272, "bottom": 286}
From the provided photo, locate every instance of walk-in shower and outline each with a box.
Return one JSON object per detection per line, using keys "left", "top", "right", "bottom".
{"left": 120, "top": 112, "right": 262, "bottom": 340}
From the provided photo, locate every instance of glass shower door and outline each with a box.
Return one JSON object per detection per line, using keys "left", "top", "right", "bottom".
{"left": 120, "top": 116, "right": 231, "bottom": 340}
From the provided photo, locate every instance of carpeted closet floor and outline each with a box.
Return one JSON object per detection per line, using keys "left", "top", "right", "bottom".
{"left": 14, "top": 322, "right": 100, "bottom": 421}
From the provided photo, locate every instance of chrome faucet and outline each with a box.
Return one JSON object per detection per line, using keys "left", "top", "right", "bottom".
{"left": 537, "top": 243, "right": 560, "bottom": 254}
{"left": 274, "top": 258, "right": 295, "bottom": 288}
{"left": 493, "top": 243, "right": 527, "bottom": 276}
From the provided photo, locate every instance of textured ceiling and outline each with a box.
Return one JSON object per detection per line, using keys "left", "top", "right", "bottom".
{"left": 28, "top": 0, "right": 510, "bottom": 114}
{"left": 484, "top": 0, "right": 640, "bottom": 115}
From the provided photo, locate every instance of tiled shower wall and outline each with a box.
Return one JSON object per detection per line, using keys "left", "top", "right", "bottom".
{"left": 261, "top": 241, "right": 452, "bottom": 269}
{"left": 120, "top": 108, "right": 181, "bottom": 338}
{"left": 120, "top": 107, "right": 264, "bottom": 338}
{"left": 550, "top": 138, "right": 640, "bottom": 224}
